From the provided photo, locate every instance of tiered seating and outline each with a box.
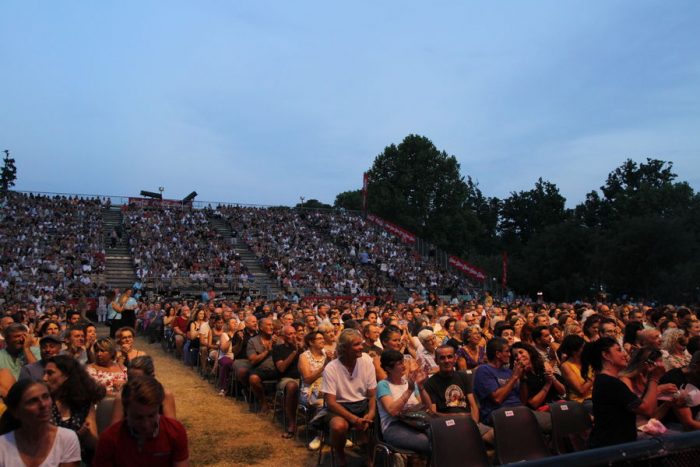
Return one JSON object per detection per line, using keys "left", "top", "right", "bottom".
{"left": 0, "top": 193, "right": 106, "bottom": 307}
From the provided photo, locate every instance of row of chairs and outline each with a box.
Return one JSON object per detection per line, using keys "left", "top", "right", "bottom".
{"left": 373, "top": 401, "right": 591, "bottom": 467}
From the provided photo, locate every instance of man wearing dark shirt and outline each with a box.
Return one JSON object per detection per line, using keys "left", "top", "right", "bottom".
{"left": 273, "top": 325, "right": 301, "bottom": 437}
{"left": 425, "top": 345, "right": 493, "bottom": 441}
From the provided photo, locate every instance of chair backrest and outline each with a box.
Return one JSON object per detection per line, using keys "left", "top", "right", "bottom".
{"left": 429, "top": 413, "right": 490, "bottom": 467}
{"left": 96, "top": 397, "right": 116, "bottom": 434}
{"left": 492, "top": 406, "right": 550, "bottom": 464}
{"left": 549, "top": 401, "right": 592, "bottom": 454}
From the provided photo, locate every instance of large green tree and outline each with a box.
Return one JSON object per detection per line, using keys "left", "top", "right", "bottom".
{"left": 334, "top": 189, "right": 362, "bottom": 211}
{"left": 366, "top": 134, "right": 477, "bottom": 255}
{"left": 499, "top": 178, "right": 567, "bottom": 253}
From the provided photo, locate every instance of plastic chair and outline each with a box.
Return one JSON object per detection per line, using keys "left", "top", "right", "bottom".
{"left": 492, "top": 406, "right": 551, "bottom": 464}
{"left": 372, "top": 410, "right": 422, "bottom": 467}
{"left": 429, "top": 413, "right": 489, "bottom": 467}
{"left": 549, "top": 401, "right": 592, "bottom": 454}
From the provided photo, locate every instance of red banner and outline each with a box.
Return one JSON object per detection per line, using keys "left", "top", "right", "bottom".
{"left": 302, "top": 296, "right": 376, "bottom": 303}
{"left": 362, "top": 172, "right": 368, "bottom": 213}
{"left": 127, "top": 197, "right": 190, "bottom": 208}
{"left": 448, "top": 256, "right": 486, "bottom": 282}
{"left": 366, "top": 214, "right": 416, "bottom": 244}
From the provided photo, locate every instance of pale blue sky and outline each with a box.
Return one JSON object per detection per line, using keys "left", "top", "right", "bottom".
{"left": 1, "top": 1, "right": 698, "bottom": 206}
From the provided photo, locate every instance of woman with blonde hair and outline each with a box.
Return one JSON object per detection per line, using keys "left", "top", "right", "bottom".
{"left": 662, "top": 328, "right": 691, "bottom": 370}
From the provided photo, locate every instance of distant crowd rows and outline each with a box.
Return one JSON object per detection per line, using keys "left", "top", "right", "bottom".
{"left": 0, "top": 193, "right": 478, "bottom": 312}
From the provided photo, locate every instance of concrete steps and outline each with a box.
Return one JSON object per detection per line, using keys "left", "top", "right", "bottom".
{"left": 103, "top": 207, "right": 137, "bottom": 290}
{"left": 209, "top": 214, "right": 283, "bottom": 299}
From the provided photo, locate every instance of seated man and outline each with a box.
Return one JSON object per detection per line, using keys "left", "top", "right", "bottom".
{"left": 321, "top": 329, "right": 377, "bottom": 467}
{"left": 473, "top": 337, "right": 524, "bottom": 424}
{"left": 424, "top": 345, "right": 493, "bottom": 443}
{"left": 473, "top": 337, "right": 553, "bottom": 432}
{"left": 19, "top": 334, "right": 63, "bottom": 381}
{"left": 60, "top": 325, "right": 88, "bottom": 365}
{"left": 93, "top": 376, "right": 189, "bottom": 466}
{"left": 273, "top": 325, "right": 301, "bottom": 437}
{"left": 0, "top": 323, "right": 40, "bottom": 379}
{"left": 247, "top": 317, "right": 278, "bottom": 413}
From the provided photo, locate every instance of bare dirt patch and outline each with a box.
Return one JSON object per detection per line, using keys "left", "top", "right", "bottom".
{"left": 142, "top": 338, "right": 316, "bottom": 467}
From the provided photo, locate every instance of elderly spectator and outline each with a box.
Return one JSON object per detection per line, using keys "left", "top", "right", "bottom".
{"left": 247, "top": 317, "right": 278, "bottom": 413}
{"left": 637, "top": 328, "right": 662, "bottom": 350}
{"left": 415, "top": 329, "right": 439, "bottom": 375}
{"left": 321, "top": 329, "right": 377, "bottom": 467}
{"left": 659, "top": 351, "right": 700, "bottom": 431}
{"left": 661, "top": 328, "right": 691, "bottom": 370}
{"left": 0, "top": 324, "right": 39, "bottom": 379}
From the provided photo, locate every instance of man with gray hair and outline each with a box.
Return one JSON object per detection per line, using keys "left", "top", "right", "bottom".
{"left": 321, "top": 328, "right": 377, "bottom": 466}
{"left": 0, "top": 323, "right": 40, "bottom": 379}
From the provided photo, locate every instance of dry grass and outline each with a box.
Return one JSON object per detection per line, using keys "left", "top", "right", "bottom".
{"left": 141, "top": 337, "right": 316, "bottom": 467}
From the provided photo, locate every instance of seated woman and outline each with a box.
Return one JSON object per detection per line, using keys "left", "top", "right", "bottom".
{"left": 557, "top": 335, "right": 593, "bottom": 410}
{"left": 43, "top": 355, "right": 106, "bottom": 463}
{"left": 661, "top": 328, "right": 691, "bottom": 371}
{"left": 582, "top": 337, "right": 668, "bottom": 448}
{"left": 299, "top": 331, "right": 329, "bottom": 450}
{"left": 115, "top": 327, "right": 146, "bottom": 367}
{"left": 456, "top": 326, "right": 486, "bottom": 371}
{"left": 377, "top": 350, "right": 431, "bottom": 459}
{"left": 0, "top": 380, "right": 81, "bottom": 467}
{"left": 510, "top": 342, "right": 567, "bottom": 410}
{"left": 619, "top": 347, "right": 678, "bottom": 431}
{"left": 86, "top": 338, "right": 128, "bottom": 397}
{"left": 109, "top": 355, "right": 176, "bottom": 425}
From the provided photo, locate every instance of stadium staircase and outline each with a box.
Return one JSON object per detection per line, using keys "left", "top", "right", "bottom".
{"left": 207, "top": 215, "right": 282, "bottom": 299}
{"left": 102, "top": 206, "right": 137, "bottom": 290}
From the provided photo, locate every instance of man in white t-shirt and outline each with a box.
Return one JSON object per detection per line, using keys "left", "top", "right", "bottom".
{"left": 321, "top": 328, "right": 377, "bottom": 466}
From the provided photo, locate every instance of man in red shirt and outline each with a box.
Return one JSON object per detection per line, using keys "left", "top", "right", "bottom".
{"left": 93, "top": 376, "right": 189, "bottom": 467}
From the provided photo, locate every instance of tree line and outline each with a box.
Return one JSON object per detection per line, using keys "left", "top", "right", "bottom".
{"left": 333, "top": 134, "right": 700, "bottom": 303}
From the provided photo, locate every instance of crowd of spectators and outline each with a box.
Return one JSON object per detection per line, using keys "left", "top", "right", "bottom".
{"left": 218, "top": 206, "right": 476, "bottom": 299}
{"left": 0, "top": 301, "right": 187, "bottom": 466}
{"left": 0, "top": 193, "right": 107, "bottom": 309}
{"left": 122, "top": 205, "right": 247, "bottom": 290}
{"left": 152, "top": 292, "right": 700, "bottom": 465}
{"left": 219, "top": 206, "right": 390, "bottom": 296}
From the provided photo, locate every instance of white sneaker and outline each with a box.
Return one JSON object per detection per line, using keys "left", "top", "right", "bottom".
{"left": 308, "top": 436, "right": 322, "bottom": 451}
{"left": 218, "top": 389, "right": 226, "bottom": 396}
{"left": 345, "top": 438, "right": 353, "bottom": 448}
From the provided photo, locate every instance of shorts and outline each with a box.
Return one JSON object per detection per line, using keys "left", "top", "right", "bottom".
{"left": 277, "top": 377, "right": 299, "bottom": 392}
{"left": 250, "top": 367, "right": 279, "bottom": 381}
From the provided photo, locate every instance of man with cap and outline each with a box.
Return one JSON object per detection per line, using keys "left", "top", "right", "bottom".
{"left": 19, "top": 334, "right": 63, "bottom": 381}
